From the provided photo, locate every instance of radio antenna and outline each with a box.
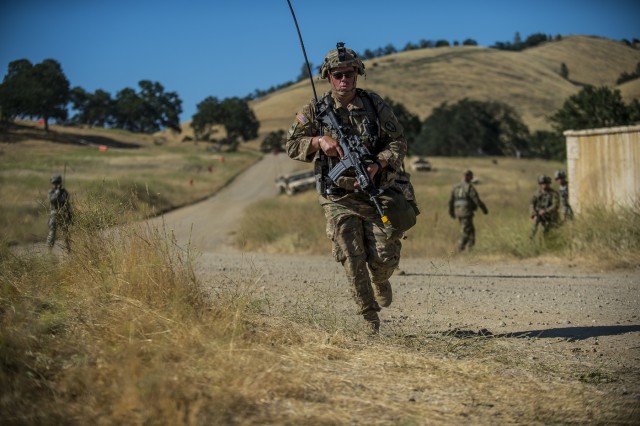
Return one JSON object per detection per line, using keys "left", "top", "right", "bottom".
{"left": 286, "top": 0, "right": 319, "bottom": 103}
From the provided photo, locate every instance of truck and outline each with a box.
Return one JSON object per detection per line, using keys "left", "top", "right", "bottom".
{"left": 275, "top": 170, "right": 316, "bottom": 196}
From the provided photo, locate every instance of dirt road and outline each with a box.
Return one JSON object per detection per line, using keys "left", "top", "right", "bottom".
{"left": 148, "top": 153, "right": 299, "bottom": 251}
{"left": 150, "top": 153, "right": 640, "bottom": 390}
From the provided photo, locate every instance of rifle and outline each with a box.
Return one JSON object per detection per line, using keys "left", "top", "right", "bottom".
{"left": 315, "top": 101, "right": 389, "bottom": 226}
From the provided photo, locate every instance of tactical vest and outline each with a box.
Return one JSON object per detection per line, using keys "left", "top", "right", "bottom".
{"left": 49, "top": 188, "right": 69, "bottom": 211}
{"left": 452, "top": 183, "right": 476, "bottom": 217}
{"left": 321, "top": 89, "right": 382, "bottom": 152}
{"left": 315, "top": 89, "right": 383, "bottom": 196}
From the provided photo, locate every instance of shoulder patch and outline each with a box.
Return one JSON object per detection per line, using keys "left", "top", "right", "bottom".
{"left": 296, "top": 111, "right": 309, "bottom": 125}
{"left": 384, "top": 121, "right": 397, "bottom": 133}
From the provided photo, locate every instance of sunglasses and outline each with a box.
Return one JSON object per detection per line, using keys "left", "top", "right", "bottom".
{"left": 331, "top": 71, "right": 355, "bottom": 80}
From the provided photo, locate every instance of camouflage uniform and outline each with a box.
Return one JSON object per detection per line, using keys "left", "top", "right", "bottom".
{"left": 448, "top": 171, "right": 488, "bottom": 251}
{"left": 554, "top": 170, "right": 574, "bottom": 221}
{"left": 47, "top": 175, "right": 73, "bottom": 251}
{"left": 530, "top": 175, "right": 560, "bottom": 239}
{"left": 286, "top": 46, "right": 408, "bottom": 331}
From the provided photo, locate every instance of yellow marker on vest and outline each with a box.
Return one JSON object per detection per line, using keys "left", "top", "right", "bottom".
{"left": 381, "top": 215, "right": 389, "bottom": 225}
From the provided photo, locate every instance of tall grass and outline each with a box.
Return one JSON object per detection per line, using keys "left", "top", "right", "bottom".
{"left": 233, "top": 191, "right": 328, "bottom": 254}
{"left": 565, "top": 202, "right": 640, "bottom": 268}
{"left": 233, "top": 157, "right": 640, "bottom": 269}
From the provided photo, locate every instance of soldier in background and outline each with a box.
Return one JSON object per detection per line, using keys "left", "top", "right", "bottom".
{"left": 448, "top": 170, "right": 488, "bottom": 252}
{"left": 47, "top": 175, "right": 73, "bottom": 252}
{"left": 530, "top": 175, "right": 560, "bottom": 240}
{"left": 554, "top": 170, "right": 574, "bottom": 221}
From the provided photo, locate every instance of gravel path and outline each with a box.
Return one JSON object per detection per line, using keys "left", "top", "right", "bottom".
{"left": 150, "top": 154, "right": 640, "bottom": 374}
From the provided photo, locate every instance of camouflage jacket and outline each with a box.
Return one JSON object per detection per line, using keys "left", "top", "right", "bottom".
{"left": 448, "top": 182, "right": 487, "bottom": 218}
{"left": 530, "top": 188, "right": 560, "bottom": 222}
{"left": 48, "top": 186, "right": 72, "bottom": 219}
{"left": 558, "top": 184, "right": 571, "bottom": 209}
{"left": 286, "top": 89, "right": 407, "bottom": 192}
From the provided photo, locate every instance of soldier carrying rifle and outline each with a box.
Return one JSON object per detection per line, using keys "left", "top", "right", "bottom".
{"left": 530, "top": 175, "right": 560, "bottom": 240}
{"left": 285, "top": 42, "right": 418, "bottom": 333}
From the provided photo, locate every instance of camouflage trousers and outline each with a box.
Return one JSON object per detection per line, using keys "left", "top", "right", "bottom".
{"left": 530, "top": 218, "right": 558, "bottom": 240}
{"left": 561, "top": 205, "right": 574, "bottom": 221}
{"left": 456, "top": 216, "right": 475, "bottom": 251}
{"left": 47, "top": 213, "right": 71, "bottom": 252}
{"left": 320, "top": 193, "right": 402, "bottom": 315}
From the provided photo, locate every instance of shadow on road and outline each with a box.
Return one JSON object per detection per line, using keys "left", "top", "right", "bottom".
{"left": 442, "top": 325, "right": 640, "bottom": 341}
{"left": 498, "top": 324, "right": 640, "bottom": 341}
{"left": 401, "top": 272, "right": 599, "bottom": 279}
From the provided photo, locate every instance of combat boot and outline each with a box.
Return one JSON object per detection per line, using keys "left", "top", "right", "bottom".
{"left": 373, "top": 280, "right": 392, "bottom": 307}
{"left": 362, "top": 309, "right": 380, "bottom": 334}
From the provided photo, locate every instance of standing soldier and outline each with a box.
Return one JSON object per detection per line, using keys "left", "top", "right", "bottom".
{"left": 448, "top": 170, "right": 488, "bottom": 252}
{"left": 47, "top": 174, "right": 73, "bottom": 252}
{"left": 286, "top": 42, "right": 416, "bottom": 333}
{"left": 530, "top": 175, "right": 560, "bottom": 240}
{"left": 554, "top": 170, "right": 574, "bottom": 221}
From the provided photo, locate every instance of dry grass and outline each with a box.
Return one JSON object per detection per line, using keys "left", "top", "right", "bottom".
{"left": 252, "top": 36, "right": 640, "bottom": 137}
{"left": 0, "top": 121, "right": 261, "bottom": 245}
{"left": 1, "top": 194, "right": 636, "bottom": 424}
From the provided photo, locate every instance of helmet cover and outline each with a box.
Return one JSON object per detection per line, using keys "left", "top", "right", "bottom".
{"left": 320, "top": 42, "right": 366, "bottom": 79}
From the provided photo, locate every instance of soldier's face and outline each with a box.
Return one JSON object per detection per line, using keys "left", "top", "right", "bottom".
{"left": 330, "top": 66, "right": 356, "bottom": 92}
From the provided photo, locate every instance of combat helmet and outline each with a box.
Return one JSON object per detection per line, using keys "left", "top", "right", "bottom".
{"left": 50, "top": 175, "right": 62, "bottom": 184}
{"left": 464, "top": 169, "right": 474, "bottom": 179}
{"left": 537, "top": 175, "right": 551, "bottom": 184}
{"left": 554, "top": 170, "right": 566, "bottom": 180}
{"left": 320, "top": 42, "right": 366, "bottom": 79}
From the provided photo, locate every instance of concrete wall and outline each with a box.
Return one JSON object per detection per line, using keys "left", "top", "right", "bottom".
{"left": 565, "top": 125, "right": 640, "bottom": 213}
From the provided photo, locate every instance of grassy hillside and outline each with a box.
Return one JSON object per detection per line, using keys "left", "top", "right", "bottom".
{"left": 251, "top": 36, "right": 640, "bottom": 136}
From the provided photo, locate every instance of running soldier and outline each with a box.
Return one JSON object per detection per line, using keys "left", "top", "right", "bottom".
{"left": 286, "top": 42, "right": 416, "bottom": 332}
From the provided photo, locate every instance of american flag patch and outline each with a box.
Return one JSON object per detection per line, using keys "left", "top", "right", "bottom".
{"left": 296, "top": 112, "right": 309, "bottom": 125}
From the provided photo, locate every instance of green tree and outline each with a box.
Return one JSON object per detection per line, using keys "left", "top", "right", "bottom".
{"left": 383, "top": 97, "right": 421, "bottom": 155}
{"left": 113, "top": 87, "right": 144, "bottom": 132}
{"left": 0, "top": 59, "right": 34, "bottom": 121}
{"left": 260, "top": 129, "right": 286, "bottom": 153}
{"left": 297, "top": 62, "right": 313, "bottom": 82}
{"left": 549, "top": 86, "right": 631, "bottom": 132}
{"left": 32, "top": 59, "right": 70, "bottom": 131}
{"left": 629, "top": 99, "right": 640, "bottom": 123}
{"left": 416, "top": 99, "right": 529, "bottom": 156}
{"left": 70, "top": 87, "right": 114, "bottom": 127}
{"left": 220, "top": 97, "right": 260, "bottom": 145}
{"left": 191, "top": 96, "right": 222, "bottom": 141}
{"left": 137, "top": 80, "right": 182, "bottom": 133}
{"left": 527, "top": 130, "right": 566, "bottom": 161}
{"left": 0, "top": 58, "right": 70, "bottom": 131}
{"left": 191, "top": 96, "right": 259, "bottom": 150}
{"left": 111, "top": 81, "right": 182, "bottom": 133}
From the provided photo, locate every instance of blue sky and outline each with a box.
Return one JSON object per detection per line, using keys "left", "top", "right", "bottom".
{"left": 1, "top": 0, "right": 639, "bottom": 122}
